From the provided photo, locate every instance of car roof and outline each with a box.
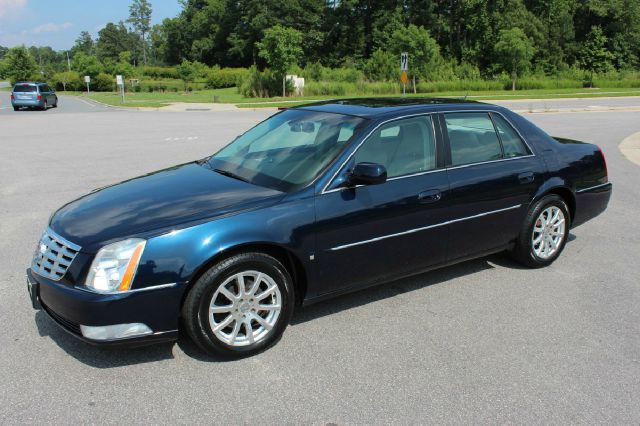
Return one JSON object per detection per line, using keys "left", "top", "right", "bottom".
{"left": 294, "top": 97, "right": 494, "bottom": 119}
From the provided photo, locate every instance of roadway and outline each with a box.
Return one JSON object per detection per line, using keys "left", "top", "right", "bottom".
{"left": 0, "top": 97, "right": 639, "bottom": 423}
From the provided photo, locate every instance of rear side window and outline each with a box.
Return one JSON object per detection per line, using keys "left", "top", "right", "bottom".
{"left": 492, "top": 114, "right": 530, "bottom": 158}
{"left": 13, "top": 85, "right": 37, "bottom": 93}
{"left": 445, "top": 113, "right": 502, "bottom": 166}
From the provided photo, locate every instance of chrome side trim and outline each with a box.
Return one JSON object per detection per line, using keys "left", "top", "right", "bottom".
{"left": 576, "top": 182, "right": 611, "bottom": 193}
{"left": 75, "top": 282, "right": 178, "bottom": 295}
{"left": 328, "top": 204, "right": 522, "bottom": 251}
{"left": 320, "top": 108, "right": 536, "bottom": 194}
{"left": 445, "top": 154, "right": 535, "bottom": 171}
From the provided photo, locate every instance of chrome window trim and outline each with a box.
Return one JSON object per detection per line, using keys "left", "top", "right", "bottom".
{"left": 328, "top": 204, "right": 522, "bottom": 251}
{"left": 320, "top": 108, "right": 536, "bottom": 195}
{"left": 576, "top": 182, "right": 611, "bottom": 193}
{"left": 75, "top": 282, "right": 178, "bottom": 295}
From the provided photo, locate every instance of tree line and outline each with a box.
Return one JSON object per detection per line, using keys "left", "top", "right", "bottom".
{"left": 2, "top": 0, "right": 639, "bottom": 95}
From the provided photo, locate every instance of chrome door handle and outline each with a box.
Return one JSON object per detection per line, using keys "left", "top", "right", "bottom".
{"left": 418, "top": 189, "right": 441, "bottom": 203}
{"left": 518, "top": 172, "right": 534, "bottom": 184}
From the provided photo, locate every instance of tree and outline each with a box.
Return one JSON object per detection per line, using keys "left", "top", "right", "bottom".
{"left": 128, "top": 0, "right": 152, "bottom": 65}
{"left": 72, "top": 31, "right": 95, "bottom": 56}
{"left": 580, "top": 26, "right": 614, "bottom": 87}
{"left": 71, "top": 52, "right": 104, "bottom": 77}
{"left": 257, "top": 25, "right": 303, "bottom": 96}
{"left": 389, "top": 24, "right": 441, "bottom": 91}
{"left": 495, "top": 27, "right": 535, "bottom": 91}
{"left": 0, "top": 46, "right": 37, "bottom": 84}
{"left": 96, "top": 22, "right": 132, "bottom": 62}
{"left": 176, "top": 59, "right": 196, "bottom": 91}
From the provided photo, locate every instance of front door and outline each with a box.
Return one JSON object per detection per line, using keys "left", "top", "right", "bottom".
{"left": 313, "top": 115, "right": 450, "bottom": 298}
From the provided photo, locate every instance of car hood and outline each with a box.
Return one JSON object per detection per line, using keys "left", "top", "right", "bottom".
{"left": 49, "top": 162, "right": 284, "bottom": 250}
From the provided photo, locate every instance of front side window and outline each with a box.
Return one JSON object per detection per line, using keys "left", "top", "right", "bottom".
{"left": 445, "top": 112, "right": 502, "bottom": 166}
{"left": 208, "top": 109, "right": 366, "bottom": 192}
{"left": 354, "top": 116, "right": 436, "bottom": 178}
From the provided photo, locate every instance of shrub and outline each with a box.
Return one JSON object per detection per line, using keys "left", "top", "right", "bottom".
{"left": 93, "top": 73, "right": 115, "bottom": 91}
{"left": 205, "top": 66, "right": 249, "bottom": 89}
{"left": 51, "top": 71, "right": 83, "bottom": 91}
{"left": 141, "top": 66, "right": 179, "bottom": 79}
{"left": 239, "top": 66, "right": 292, "bottom": 97}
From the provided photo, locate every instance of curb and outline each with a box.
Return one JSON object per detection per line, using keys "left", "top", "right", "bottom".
{"left": 619, "top": 131, "right": 640, "bottom": 167}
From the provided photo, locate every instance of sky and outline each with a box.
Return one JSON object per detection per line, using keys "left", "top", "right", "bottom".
{"left": 0, "top": 0, "right": 182, "bottom": 50}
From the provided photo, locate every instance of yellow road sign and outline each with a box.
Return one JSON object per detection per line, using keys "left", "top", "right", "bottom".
{"left": 400, "top": 71, "right": 408, "bottom": 85}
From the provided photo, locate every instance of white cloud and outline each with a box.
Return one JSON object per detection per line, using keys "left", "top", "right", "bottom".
{"left": 32, "top": 22, "right": 72, "bottom": 34}
{"left": 0, "top": 0, "right": 27, "bottom": 18}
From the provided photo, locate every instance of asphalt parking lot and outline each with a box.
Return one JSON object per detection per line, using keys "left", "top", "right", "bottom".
{"left": 1, "top": 95, "right": 639, "bottom": 423}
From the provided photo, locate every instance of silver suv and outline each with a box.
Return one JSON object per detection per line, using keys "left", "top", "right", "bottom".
{"left": 11, "top": 82, "right": 58, "bottom": 111}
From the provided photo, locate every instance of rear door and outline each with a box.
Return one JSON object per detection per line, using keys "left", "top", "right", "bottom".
{"left": 313, "top": 115, "right": 450, "bottom": 297}
{"left": 440, "top": 111, "right": 543, "bottom": 261}
{"left": 13, "top": 83, "right": 37, "bottom": 102}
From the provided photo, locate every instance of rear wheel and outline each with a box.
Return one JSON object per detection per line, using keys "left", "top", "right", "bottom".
{"left": 52, "top": 98, "right": 58, "bottom": 108}
{"left": 511, "top": 194, "right": 570, "bottom": 268}
{"left": 41, "top": 100, "right": 47, "bottom": 111}
{"left": 182, "top": 252, "right": 294, "bottom": 358}
{"left": 13, "top": 106, "right": 19, "bottom": 111}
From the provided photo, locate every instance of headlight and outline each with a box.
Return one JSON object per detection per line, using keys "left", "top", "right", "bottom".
{"left": 85, "top": 239, "right": 146, "bottom": 293}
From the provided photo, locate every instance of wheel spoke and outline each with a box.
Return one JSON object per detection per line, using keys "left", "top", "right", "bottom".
{"left": 212, "top": 314, "right": 233, "bottom": 332}
{"left": 210, "top": 305, "right": 233, "bottom": 314}
{"left": 257, "top": 304, "right": 281, "bottom": 311}
{"left": 244, "top": 322, "right": 254, "bottom": 344}
{"left": 237, "top": 274, "right": 246, "bottom": 295}
{"left": 256, "top": 285, "right": 277, "bottom": 301}
{"left": 229, "top": 321, "right": 241, "bottom": 344}
{"left": 219, "top": 286, "right": 238, "bottom": 302}
{"left": 252, "top": 313, "right": 273, "bottom": 330}
{"left": 248, "top": 272, "right": 263, "bottom": 296}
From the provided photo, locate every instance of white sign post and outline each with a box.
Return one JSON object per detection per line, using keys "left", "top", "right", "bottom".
{"left": 400, "top": 52, "right": 408, "bottom": 97}
{"left": 84, "top": 75, "right": 90, "bottom": 94}
{"left": 116, "top": 75, "right": 124, "bottom": 104}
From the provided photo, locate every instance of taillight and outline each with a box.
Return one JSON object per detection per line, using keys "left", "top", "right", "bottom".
{"left": 598, "top": 146, "right": 608, "bottom": 181}
{"left": 37, "top": 94, "right": 41, "bottom": 101}
{"left": 10, "top": 94, "right": 14, "bottom": 101}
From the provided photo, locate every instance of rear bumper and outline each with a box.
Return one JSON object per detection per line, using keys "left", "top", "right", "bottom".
{"left": 27, "top": 268, "right": 183, "bottom": 346}
{"left": 12, "top": 99, "right": 44, "bottom": 107}
{"left": 573, "top": 182, "right": 612, "bottom": 228}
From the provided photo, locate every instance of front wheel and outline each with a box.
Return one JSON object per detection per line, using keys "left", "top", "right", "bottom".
{"left": 511, "top": 194, "right": 570, "bottom": 268}
{"left": 182, "top": 252, "right": 294, "bottom": 358}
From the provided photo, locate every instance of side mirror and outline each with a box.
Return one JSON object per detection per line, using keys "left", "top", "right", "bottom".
{"left": 349, "top": 162, "right": 387, "bottom": 186}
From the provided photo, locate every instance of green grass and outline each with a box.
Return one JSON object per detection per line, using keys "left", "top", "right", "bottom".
{"left": 63, "top": 86, "right": 640, "bottom": 109}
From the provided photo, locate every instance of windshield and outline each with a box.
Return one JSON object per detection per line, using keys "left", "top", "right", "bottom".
{"left": 207, "top": 109, "right": 366, "bottom": 192}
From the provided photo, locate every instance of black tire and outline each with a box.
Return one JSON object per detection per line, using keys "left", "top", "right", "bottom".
{"left": 182, "top": 252, "right": 295, "bottom": 358}
{"left": 41, "top": 101, "right": 47, "bottom": 111}
{"left": 52, "top": 98, "right": 58, "bottom": 108}
{"left": 511, "top": 194, "right": 571, "bottom": 268}
{"left": 13, "top": 106, "right": 19, "bottom": 111}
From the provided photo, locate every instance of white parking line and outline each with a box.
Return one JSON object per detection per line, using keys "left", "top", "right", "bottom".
{"left": 75, "top": 98, "right": 96, "bottom": 108}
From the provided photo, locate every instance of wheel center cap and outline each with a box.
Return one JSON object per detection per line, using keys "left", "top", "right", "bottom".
{"left": 239, "top": 302, "right": 250, "bottom": 313}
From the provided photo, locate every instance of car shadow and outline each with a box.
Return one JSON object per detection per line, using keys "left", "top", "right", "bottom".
{"left": 35, "top": 238, "right": 576, "bottom": 366}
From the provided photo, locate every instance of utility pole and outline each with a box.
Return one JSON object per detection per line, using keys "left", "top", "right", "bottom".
{"left": 66, "top": 51, "right": 71, "bottom": 72}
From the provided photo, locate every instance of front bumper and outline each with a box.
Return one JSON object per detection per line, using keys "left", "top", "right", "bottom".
{"left": 27, "top": 269, "right": 183, "bottom": 346}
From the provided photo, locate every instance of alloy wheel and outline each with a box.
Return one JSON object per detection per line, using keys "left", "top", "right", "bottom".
{"left": 532, "top": 206, "right": 566, "bottom": 259}
{"left": 208, "top": 270, "right": 282, "bottom": 347}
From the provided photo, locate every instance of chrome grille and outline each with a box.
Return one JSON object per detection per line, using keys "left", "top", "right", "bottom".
{"left": 31, "top": 228, "right": 81, "bottom": 281}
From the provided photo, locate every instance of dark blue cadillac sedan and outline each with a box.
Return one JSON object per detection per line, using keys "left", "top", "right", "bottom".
{"left": 27, "top": 98, "right": 612, "bottom": 357}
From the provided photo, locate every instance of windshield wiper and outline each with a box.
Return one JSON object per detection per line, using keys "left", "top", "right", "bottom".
{"left": 212, "top": 168, "right": 250, "bottom": 183}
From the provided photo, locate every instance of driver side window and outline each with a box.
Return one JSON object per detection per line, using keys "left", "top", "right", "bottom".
{"left": 354, "top": 116, "right": 436, "bottom": 178}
